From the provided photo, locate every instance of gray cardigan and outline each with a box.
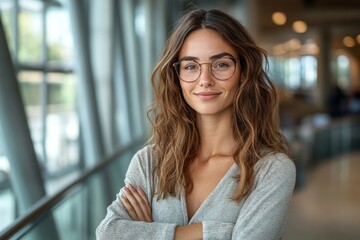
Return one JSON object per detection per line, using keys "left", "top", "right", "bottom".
{"left": 96, "top": 146, "right": 296, "bottom": 240}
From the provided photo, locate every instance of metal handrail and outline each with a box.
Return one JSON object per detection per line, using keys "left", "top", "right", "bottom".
{"left": 0, "top": 137, "right": 145, "bottom": 240}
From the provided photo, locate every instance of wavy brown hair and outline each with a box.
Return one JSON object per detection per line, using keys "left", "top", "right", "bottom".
{"left": 147, "top": 9, "right": 289, "bottom": 201}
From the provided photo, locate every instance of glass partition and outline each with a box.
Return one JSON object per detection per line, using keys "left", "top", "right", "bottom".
{"left": 7, "top": 145, "right": 139, "bottom": 240}
{"left": 0, "top": 0, "right": 14, "bottom": 53}
{"left": 18, "top": 0, "right": 43, "bottom": 64}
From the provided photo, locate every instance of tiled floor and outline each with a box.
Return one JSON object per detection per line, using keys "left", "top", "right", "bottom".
{"left": 284, "top": 151, "right": 360, "bottom": 240}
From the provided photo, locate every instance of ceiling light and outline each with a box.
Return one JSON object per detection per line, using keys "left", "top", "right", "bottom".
{"left": 356, "top": 34, "right": 360, "bottom": 44}
{"left": 343, "top": 36, "right": 355, "bottom": 47}
{"left": 272, "top": 12, "right": 287, "bottom": 26}
{"left": 287, "top": 38, "right": 302, "bottom": 50}
{"left": 292, "top": 21, "right": 307, "bottom": 33}
{"left": 304, "top": 42, "right": 319, "bottom": 55}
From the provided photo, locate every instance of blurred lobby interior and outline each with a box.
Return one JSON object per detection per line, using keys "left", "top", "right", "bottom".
{"left": 0, "top": 0, "right": 359, "bottom": 239}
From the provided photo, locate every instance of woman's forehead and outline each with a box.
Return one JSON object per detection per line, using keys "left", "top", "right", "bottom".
{"left": 179, "top": 28, "right": 237, "bottom": 60}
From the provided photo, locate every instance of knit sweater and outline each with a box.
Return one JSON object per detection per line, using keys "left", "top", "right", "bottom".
{"left": 96, "top": 146, "right": 296, "bottom": 240}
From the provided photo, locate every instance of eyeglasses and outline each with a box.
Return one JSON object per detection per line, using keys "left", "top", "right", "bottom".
{"left": 173, "top": 56, "right": 238, "bottom": 83}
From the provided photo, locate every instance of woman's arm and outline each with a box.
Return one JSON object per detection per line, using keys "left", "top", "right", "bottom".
{"left": 96, "top": 148, "right": 177, "bottom": 240}
{"left": 123, "top": 184, "right": 203, "bottom": 240}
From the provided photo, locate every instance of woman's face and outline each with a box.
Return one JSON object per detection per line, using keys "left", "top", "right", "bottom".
{"left": 178, "top": 28, "right": 241, "bottom": 118}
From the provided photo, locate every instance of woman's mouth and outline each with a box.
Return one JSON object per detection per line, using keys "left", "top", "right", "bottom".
{"left": 194, "top": 92, "right": 222, "bottom": 100}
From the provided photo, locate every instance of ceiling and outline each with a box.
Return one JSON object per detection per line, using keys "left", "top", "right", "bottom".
{"left": 179, "top": 0, "right": 360, "bottom": 58}
{"left": 255, "top": 0, "right": 360, "bottom": 58}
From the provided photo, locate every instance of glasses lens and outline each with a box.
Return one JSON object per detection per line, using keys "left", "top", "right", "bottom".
{"left": 211, "top": 58, "right": 236, "bottom": 80}
{"left": 177, "top": 60, "right": 200, "bottom": 82}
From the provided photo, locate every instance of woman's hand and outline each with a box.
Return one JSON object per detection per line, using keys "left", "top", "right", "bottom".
{"left": 120, "top": 184, "right": 153, "bottom": 222}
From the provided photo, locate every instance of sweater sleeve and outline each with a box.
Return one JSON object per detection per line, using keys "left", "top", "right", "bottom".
{"left": 95, "top": 147, "right": 177, "bottom": 240}
{"left": 203, "top": 154, "right": 296, "bottom": 240}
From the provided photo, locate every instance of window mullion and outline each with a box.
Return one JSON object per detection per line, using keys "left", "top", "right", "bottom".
{"left": 13, "top": 0, "right": 18, "bottom": 64}
{"left": 40, "top": 2, "right": 48, "bottom": 166}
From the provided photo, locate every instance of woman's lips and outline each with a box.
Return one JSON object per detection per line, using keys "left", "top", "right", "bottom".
{"left": 194, "top": 92, "right": 222, "bottom": 100}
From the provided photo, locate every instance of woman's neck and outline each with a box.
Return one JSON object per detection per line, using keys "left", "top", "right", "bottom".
{"left": 196, "top": 112, "right": 236, "bottom": 161}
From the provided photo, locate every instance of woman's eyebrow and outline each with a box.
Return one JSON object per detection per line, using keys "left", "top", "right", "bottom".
{"left": 209, "top": 52, "right": 234, "bottom": 60}
{"left": 179, "top": 56, "right": 199, "bottom": 61}
{"left": 179, "top": 52, "right": 234, "bottom": 62}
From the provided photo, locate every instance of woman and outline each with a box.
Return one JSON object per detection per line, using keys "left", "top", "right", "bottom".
{"left": 96, "top": 9, "right": 295, "bottom": 240}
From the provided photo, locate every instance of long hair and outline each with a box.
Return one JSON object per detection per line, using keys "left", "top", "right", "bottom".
{"left": 147, "top": 9, "right": 288, "bottom": 201}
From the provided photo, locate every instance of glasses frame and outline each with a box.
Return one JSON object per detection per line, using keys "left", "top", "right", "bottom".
{"left": 173, "top": 56, "right": 238, "bottom": 83}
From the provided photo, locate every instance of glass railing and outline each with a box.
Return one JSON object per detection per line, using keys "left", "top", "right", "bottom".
{"left": 0, "top": 139, "right": 144, "bottom": 240}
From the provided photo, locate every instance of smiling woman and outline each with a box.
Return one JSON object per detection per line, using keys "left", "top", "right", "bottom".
{"left": 176, "top": 28, "right": 240, "bottom": 116}
{"left": 96, "top": 8, "right": 295, "bottom": 240}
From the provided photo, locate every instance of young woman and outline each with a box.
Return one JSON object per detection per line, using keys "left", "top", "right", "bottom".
{"left": 96, "top": 9, "right": 295, "bottom": 240}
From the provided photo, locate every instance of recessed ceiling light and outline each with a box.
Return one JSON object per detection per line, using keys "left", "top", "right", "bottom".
{"left": 304, "top": 42, "right": 319, "bottom": 55}
{"left": 272, "top": 12, "right": 287, "bottom": 25}
{"left": 292, "top": 21, "right": 307, "bottom": 33}
{"left": 343, "top": 36, "right": 355, "bottom": 47}
{"left": 356, "top": 34, "right": 360, "bottom": 44}
{"left": 287, "top": 38, "right": 302, "bottom": 50}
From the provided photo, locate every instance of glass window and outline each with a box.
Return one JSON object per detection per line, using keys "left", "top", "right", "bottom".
{"left": 285, "top": 58, "right": 301, "bottom": 89}
{"left": 0, "top": 124, "right": 15, "bottom": 232}
{"left": 46, "top": 5, "right": 73, "bottom": 67}
{"left": 18, "top": 0, "right": 43, "bottom": 64}
{"left": 135, "top": 4, "right": 145, "bottom": 38}
{"left": 0, "top": 173, "right": 15, "bottom": 232}
{"left": 0, "top": 0, "right": 80, "bottom": 233}
{"left": 46, "top": 73, "right": 79, "bottom": 173}
{"left": 269, "top": 56, "right": 285, "bottom": 87}
{"left": 0, "top": 0, "right": 14, "bottom": 53}
{"left": 301, "top": 55, "right": 317, "bottom": 89}
{"left": 48, "top": 73, "right": 76, "bottom": 106}
{"left": 336, "top": 55, "right": 350, "bottom": 90}
{"left": 270, "top": 55, "right": 317, "bottom": 90}
{"left": 18, "top": 71, "right": 42, "bottom": 107}
{"left": 18, "top": 71, "right": 44, "bottom": 161}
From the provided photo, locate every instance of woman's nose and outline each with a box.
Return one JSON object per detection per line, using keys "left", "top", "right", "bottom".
{"left": 198, "top": 64, "right": 214, "bottom": 86}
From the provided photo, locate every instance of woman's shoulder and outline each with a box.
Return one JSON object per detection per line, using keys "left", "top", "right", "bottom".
{"left": 134, "top": 144, "right": 153, "bottom": 158}
{"left": 254, "top": 152, "right": 296, "bottom": 181}
{"left": 128, "top": 145, "right": 156, "bottom": 174}
{"left": 256, "top": 151, "right": 294, "bottom": 168}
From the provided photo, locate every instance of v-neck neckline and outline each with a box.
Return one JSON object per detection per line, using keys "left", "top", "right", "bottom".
{"left": 182, "top": 162, "right": 237, "bottom": 224}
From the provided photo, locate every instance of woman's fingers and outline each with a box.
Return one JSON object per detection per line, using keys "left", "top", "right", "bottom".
{"left": 120, "top": 184, "right": 153, "bottom": 222}
{"left": 127, "top": 185, "right": 152, "bottom": 221}
{"left": 136, "top": 187, "right": 152, "bottom": 219}
{"left": 132, "top": 186, "right": 152, "bottom": 222}
{"left": 122, "top": 186, "right": 147, "bottom": 221}
{"left": 119, "top": 195, "right": 138, "bottom": 220}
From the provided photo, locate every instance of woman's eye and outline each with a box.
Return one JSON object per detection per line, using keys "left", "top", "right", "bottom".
{"left": 183, "top": 64, "right": 198, "bottom": 71}
{"left": 214, "top": 62, "right": 230, "bottom": 69}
